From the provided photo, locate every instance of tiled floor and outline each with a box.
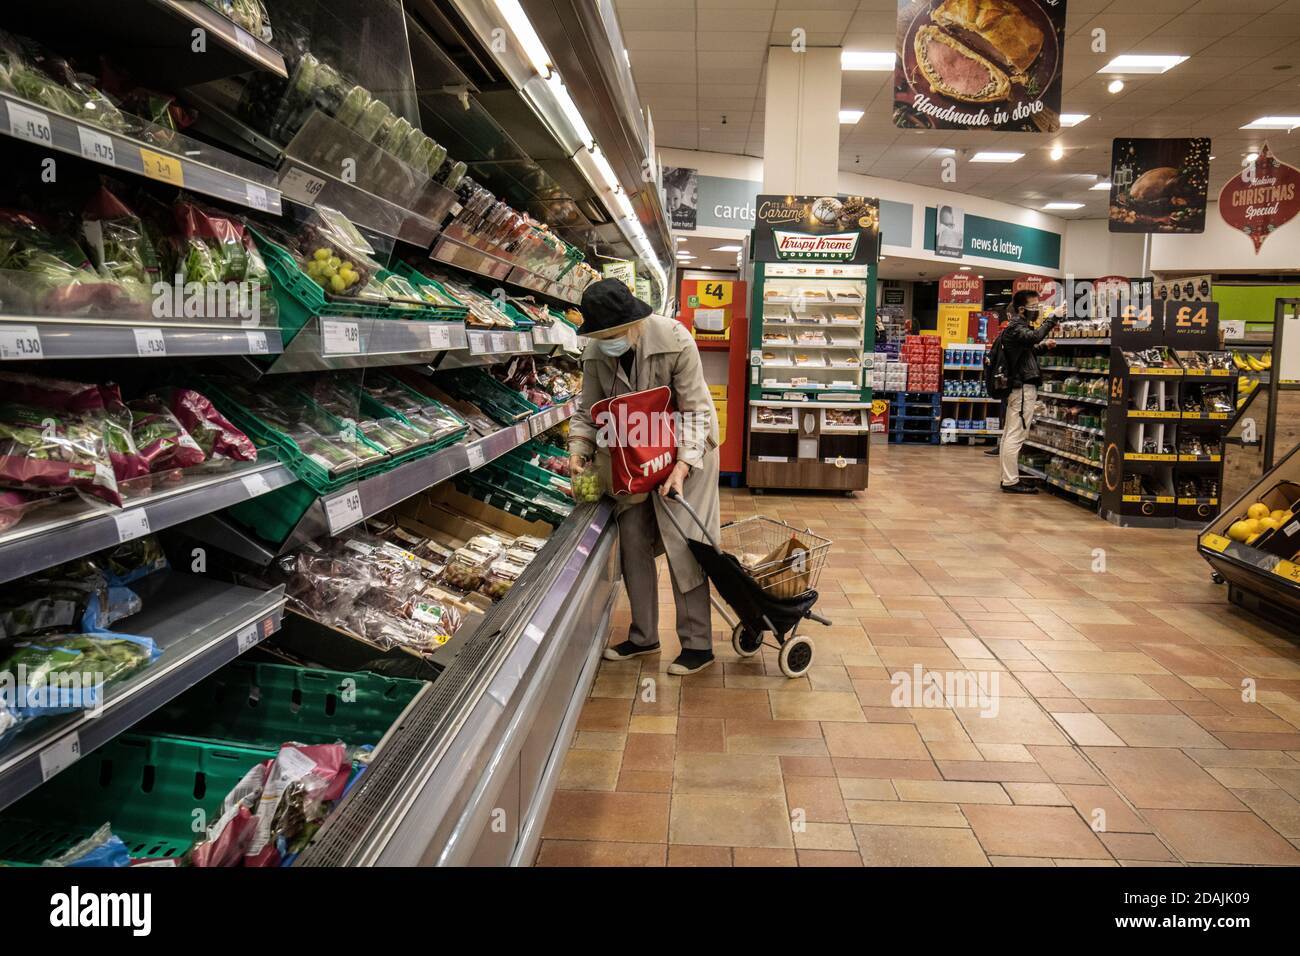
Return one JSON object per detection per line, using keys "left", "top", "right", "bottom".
{"left": 536, "top": 444, "right": 1300, "bottom": 867}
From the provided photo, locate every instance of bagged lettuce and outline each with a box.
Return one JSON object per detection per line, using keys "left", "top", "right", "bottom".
{"left": 0, "top": 631, "right": 160, "bottom": 721}
{"left": 0, "top": 403, "right": 120, "bottom": 505}
{"left": 0, "top": 557, "right": 140, "bottom": 641}
{"left": 82, "top": 185, "right": 160, "bottom": 296}
{"left": 126, "top": 395, "right": 206, "bottom": 471}
{"left": 166, "top": 388, "right": 256, "bottom": 462}
{"left": 0, "top": 209, "right": 142, "bottom": 317}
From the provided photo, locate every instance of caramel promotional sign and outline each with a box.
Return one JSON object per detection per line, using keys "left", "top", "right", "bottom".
{"left": 753, "top": 195, "right": 880, "bottom": 265}
{"left": 893, "top": 0, "right": 1067, "bottom": 133}
{"left": 1218, "top": 144, "right": 1300, "bottom": 254}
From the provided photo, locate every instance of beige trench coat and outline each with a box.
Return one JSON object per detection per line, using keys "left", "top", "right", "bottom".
{"left": 568, "top": 314, "right": 721, "bottom": 592}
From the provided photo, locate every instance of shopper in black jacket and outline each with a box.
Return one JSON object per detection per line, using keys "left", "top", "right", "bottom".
{"left": 998, "top": 291, "right": 1058, "bottom": 494}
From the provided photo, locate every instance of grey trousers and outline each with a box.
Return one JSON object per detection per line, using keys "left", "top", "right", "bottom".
{"left": 617, "top": 494, "right": 712, "bottom": 652}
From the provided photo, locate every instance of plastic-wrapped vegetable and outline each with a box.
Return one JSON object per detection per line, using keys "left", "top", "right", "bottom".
{"left": 0, "top": 631, "right": 160, "bottom": 721}
{"left": 103, "top": 535, "right": 169, "bottom": 585}
{"left": 297, "top": 207, "right": 381, "bottom": 297}
{"left": 245, "top": 743, "right": 349, "bottom": 867}
{"left": 480, "top": 555, "right": 527, "bottom": 600}
{"left": 126, "top": 395, "right": 206, "bottom": 471}
{"left": 188, "top": 760, "right": 265, "bottom": 867}
{"left": 81, "top": 185, "right": 160, "bottom": 295}
{"left": 98, "top": 383, "right": 150, "bottom": 484}
{"left": 0, "top": 30, "right": 127, "bottom": 132}
{"left": 0, "top": 209, "right": 143, "bottom": 317}
{"left": 0, "top": 403, "right": 121, "bottom": 505}
{"left": 44, "top": 823, "right": 131, "bottom": 868}
{"left": 0, "top": 558, "right": 124, "bottom": 640}
{"left": 166, "top": 388, "right": 256, "bottom": 462}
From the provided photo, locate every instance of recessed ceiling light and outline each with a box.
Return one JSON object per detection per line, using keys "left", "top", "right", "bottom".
{"left": 1043, "top": 202, "right": 1085, "bottom": 210}
{"left": 1058, "top": 113, "right": 1090, "bottom": 127}
{"left": 1107, "top": 79, "right": 1125, "bottom": 94}
{"left": 970, "top": 151, "right": 1023, "bottom": 163}
{"left": 675, "top": 236, "right": 686, "bottom": 242}
{"left": 959, "top": 266, "right": 972, "bottom": 271}
{"left": 841, "top": 51, "right": 895, "bottom": 71}
{"left": 977, "top": 275, "right": 984, "bottom": 279}
{"left": 839, "top": 109, "right": 864, "bottom": 124}
{"left": 1050, "top": 144, "right": 1064, "bottom": 161}
{"left": 1090, "top": 181, "right": 1112, "bottom": 190}
{"left": 1242, "top": 116, "right": 1300, "bottom": 130}
{"left": 1099, "top": 54, "right": 1188, "bottom": 74}
{"left": 934, "top": 148, "right": 956, "bottom": 156}
{"left": 711, "top": 245, "right": 742, "bottom": 252}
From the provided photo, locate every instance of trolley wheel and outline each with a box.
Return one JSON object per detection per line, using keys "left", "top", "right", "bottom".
{"left": 778, "top": 634, "right": 815, "bottom": 678}
{"left": 731, "top": 622, "right": 764, "bottom": 658}
{"left": 1211, "top": 571, "right": 1226, "bottom": 585}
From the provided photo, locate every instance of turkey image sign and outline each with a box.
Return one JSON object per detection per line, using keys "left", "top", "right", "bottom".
{"left": 1218, "top": 143, "right": 1300, "bottom": 254}
{"left": 893, "top": 0, "right": 1068, "bottom": 133}
{"left": 1109, "top": 138, "right": 1211, "bottom": 234}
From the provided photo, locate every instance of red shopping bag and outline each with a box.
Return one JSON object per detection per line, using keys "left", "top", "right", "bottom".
{"left": 591, "top": 385, "right": 677, "bottom": 495}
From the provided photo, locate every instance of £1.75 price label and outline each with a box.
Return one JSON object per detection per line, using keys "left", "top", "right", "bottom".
{"left": 77, "top": 126, "right": 116, "bottom": 165}
{"left": 0, "top": 325, "right": 43, "bottom": 360}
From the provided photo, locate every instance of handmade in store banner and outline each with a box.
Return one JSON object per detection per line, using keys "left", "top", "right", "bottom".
{"left": 1217, "top": 143, "right": 1300, "bottom": 254}
{"left": 893, "top": 0, "right": 1067, "bottom": 133}
{"left": 1108, "top": 138, "right": 1211, "bottom": 234}
{"left": 752, "top": 195, "right": 880, "bottom": 265}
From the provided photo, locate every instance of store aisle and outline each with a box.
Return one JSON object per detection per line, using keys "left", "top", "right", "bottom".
{"left": 537, "top": 444, "right": 1300, "bottom": 867}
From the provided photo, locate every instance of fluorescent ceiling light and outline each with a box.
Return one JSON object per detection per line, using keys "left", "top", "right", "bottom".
{"left": 545, "top": 75, "right": 593, "bottom": 150}
{"left": 611, "top": 188, "right": 634, "bottom": 220}
{"left": 1090, "top": 181, "right": 1112, "bottom": 190}
{"left": 841, "top": 51, "right": 895, "bottom": 71}
{"left": 1242, "top": 116, "right": 1300, "bottom": 130}
{"left": 588, "top": 146, "right": 620, "bottom": 193}
{"left": 1050, "top": 144, "right": 1064, "bottom": 161}
{"left": 1043, "top": 202, "right": 1085, "bottom": 210}
{"left": 839, "top": 109, "right": 864, "bottom": 124}
{"left": 959, "top": 266, "right": 972, "bottom": 271}
{"left": 1107, "top": 79, "right": 1125, "bottom": 94}
{"left": 970, "top": 151, "right": 1023, "bottom": 163}
{"left": 1099, "top": 54, "right": 1187, "bottom": 74}
{"left": 711, "top": 245, "right": 742, "bottom": 252}
{"left": 492, "top": 0, "right": 552, "bottom": 78}
{"left": 1058, "top": 114, "right": 1089, "bottom": 127}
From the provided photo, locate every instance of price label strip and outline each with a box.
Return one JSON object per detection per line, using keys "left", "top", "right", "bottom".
{"left": 40, "top": 732, "right": 81, "bottom": 783}
{"left": 324, "top": 487, "right": 364, "bottom": 534}
{"left": 240, "top": 471, "right": 272, "bottom": 497}
{"left": 244, "top": 329, "right": 270, "bottom": 354}
{"left": 427, "top": 323, "right": 452, "bottom": 349}
{"left": 133, "top": 327, "right": 167, "bottom": 357}
{"left": 279, "top": 166, "right": 326, "bottom": 205}
{"left": 9, "top": 101, "right": 52, "bottom": 145}
{"left": 0, "top": 324, "right": 43, "bottom": 360}
{"left": 467, "top": 443, "right": 486, "bottom": 470}
{"left": 77, "top": 126, "right": 116, "bottom": 165}
{"left": 139, "top": 147, "right": 184, "bottom": 186}
{"left": 321, "top": 319, "right": 361, "bottom": 356}
{"left": 468, "top": 332, "right": 487, "bottom": 354}
{"left": 245, "top": 182, "right": 270, "bottom": 212}
{"left": 490, "top": 332, "right": 508, "bottom": 352}
{"left": 235, "top": 623, "right": 260, "bottom": 654}
{"left": 113, "top": 508, "right": 151, "bottom": 543}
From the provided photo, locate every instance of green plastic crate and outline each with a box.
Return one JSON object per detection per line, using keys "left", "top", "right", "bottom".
{"left": 498, "top": 446, "right": 572, "bottom": 495}
{"left": 440, "top": 368, "right": 539, "bottom": 425}
{"left": 0, "top": 734, "right": 276, "bottom": 863}
{"left": 140, "top": 661, "right": 422, "bottom": 752}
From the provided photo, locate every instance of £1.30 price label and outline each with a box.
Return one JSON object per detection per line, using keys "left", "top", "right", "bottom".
{"left": 0, "top": 325, "right": 43, "bottom": 360}
{"left": 133, "top": 327, "right": 167, "bottom": 357}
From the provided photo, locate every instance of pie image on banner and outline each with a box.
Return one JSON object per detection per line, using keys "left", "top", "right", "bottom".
{"left": 893, "top": 0, "right": 1067, "bottom": 133}
{"left": 1109, "top": 138, "right": 1211, "bottom": 234}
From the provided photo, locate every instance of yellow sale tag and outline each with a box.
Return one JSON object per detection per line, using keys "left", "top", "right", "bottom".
{"left": 139, "top": 148, "right": 184, "bottom": 186}
{"left": 1201, "top": 533, "right": 1231, "bottom": 553}
{"left": 697, "top": 280, "right": 732, "bottom": 307}
{"left": 1272, "top": 560, "right": 1300, "bottom": 584}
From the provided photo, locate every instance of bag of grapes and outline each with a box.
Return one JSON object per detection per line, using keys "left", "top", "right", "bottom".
{"left": 571, "top": 458, "right": 604, "bottom": 502}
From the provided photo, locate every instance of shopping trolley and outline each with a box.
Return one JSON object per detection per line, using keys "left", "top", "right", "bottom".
{"left": 661, "top": 491, "right": 832, "bottom": 678}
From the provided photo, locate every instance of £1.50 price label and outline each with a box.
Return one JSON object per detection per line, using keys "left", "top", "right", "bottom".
{"left": 9, "top": 102, "right": 52, "bottom": 145}
{"left": 0, "top": 325, "right": 43, "bottom": 360}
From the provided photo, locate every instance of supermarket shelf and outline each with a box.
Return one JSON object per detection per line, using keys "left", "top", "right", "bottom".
{"left": 0, "top": 459, "right": 296, "bottom": 586}
{"left": 749, "top": 399, "right": 872, "bottom": 409}
{"left": 430, "top": 234, "right": 583, "bottom": 307}
{"left": 0, "top": 91, "right": 282, "bottom": 215}
{"left": 0, "top": 316, "right": 283, "bottom": 361}
{"left": 1047, "top": 476, "right": 1101, "bottom": 501}
{"left": 762, "top": 342, "right": 861, "bottom": 350}
{"left": 264, "top": 317, "right": 470, "bottom": 374}
{"left": 943, "top": 365, "right": 983, "bottom": 371}
{"left": 0, "top": 575, "right": 286, "bottom": 814}
{"left": 1036, "top": 418, "right": 1105, "bottom": 437}
{"left": 1039, "top": 392, "right": 1109, "bottom": 407}
{"left": 436, "top": 329, "right": 538, "bottom": 370}
{"left": 195, "top": 402, "right": 578, "bottom": 560}
{"left": 1024, "top": 440, "right": 1102, "bottom": 469}
{"left": 150, "top": 0, "right": 287, "bottom": 77}
{"left": 762, "top": 296, "right": 863, "bottom": 306}
{"left": 944, "top": 429, "right": 1003, "bottom": 436}
{"left": 1018, "top": 463, "right": 1047, "bottom": 480}
{"left": 1052, "top": 338, "right": 1111, "bottom": 346}
{"left": 1041, "top": 366, "right": 1109, "bottom": 375}
{"left": 942, "top": 396, "right": 998, "bottom": 403}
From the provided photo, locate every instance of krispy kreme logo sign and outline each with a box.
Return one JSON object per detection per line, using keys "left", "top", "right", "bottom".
{"left": 773, "top": 230, "right": 859, "bottom": 261}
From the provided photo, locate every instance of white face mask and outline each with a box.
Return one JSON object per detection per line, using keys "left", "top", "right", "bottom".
{"left": 596, "top": 336, "right": 631, "bottom": 357}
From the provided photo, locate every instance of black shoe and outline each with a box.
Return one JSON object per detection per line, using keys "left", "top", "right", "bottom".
{"left": 1001, "top": 482, "right": 1039, "bottom": 495}
{"left": 984, "top": 447, "right": 1000, "bottom": 457}
{"left": 667, "top": 649, "right": 715, "bottom": 675}
{"left": 603, "top": 640, "right": 660, "bottom": 661}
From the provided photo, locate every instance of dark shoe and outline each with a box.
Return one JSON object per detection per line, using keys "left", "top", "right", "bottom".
{"left": 603, "top": 640, "right": 660, "bottom": 661}
{"left": 667, "top": 649, "right": 715, "bottom": 675}
{"left": 984, "top": 447, "right": 1000, "bottom": 457}
{"left": 1001, "top": 482, "right": 1039, "bottom": 495}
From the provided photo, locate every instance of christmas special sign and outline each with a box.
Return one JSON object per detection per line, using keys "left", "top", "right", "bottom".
{"left": 753, "top": 195, "right": 880, "bottom": 265}
{"left": 1109, "top": 138, "right": 1211, "bottom": 234}
{"left": 1218, "top": 143, "right": 1300, "bottom": 254}
{"left": 893, "top": 0, "right": 1067, "bottom": 133}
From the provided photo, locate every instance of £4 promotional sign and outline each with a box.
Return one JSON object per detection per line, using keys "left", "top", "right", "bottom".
{"left": 1160, "top": 300, "right": 1218, "bottom": 348}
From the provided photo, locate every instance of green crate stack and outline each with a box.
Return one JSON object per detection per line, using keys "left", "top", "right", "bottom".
{"left": 439, "top": 368, "right": 539, "bottom": 424}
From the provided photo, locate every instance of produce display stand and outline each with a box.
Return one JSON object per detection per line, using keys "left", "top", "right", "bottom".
{"left": 0, "top": 0, "right": 652, "bottom": 870}
{"left": 677, "top": 278, "right": 748, "bottom": 486}
{"left": 746, "top": 195, "right": 879, "bottom": 494}
{"left": 1100, "top": 302, "right": 1236, "bottom": 528}
{"left": 940, "top": 343, "right": 1001, "bottom": 443}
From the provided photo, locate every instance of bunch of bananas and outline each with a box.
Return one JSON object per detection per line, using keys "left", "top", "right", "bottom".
{"left": 1231, "top": 350, "right": 1273, "bottom": 373}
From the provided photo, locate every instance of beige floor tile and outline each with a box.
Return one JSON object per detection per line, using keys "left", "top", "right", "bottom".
{"left": 1005, "top": 782, "right": 1070, "bottom": 806}
{"left": 1206, "top": 767, "right": 1278, "bottom": 789}
{"left": 542, "top": 791, "right": 670, "bottom": 843}
{"left": 854, "top": 824, "right": 990, "bottom": 866}
{"left": 976, "top": 743, "right": 1035, "bottom": 762}
{"left": 963, "top": 805, "right": 1112, "bottom": 860}
{"left": 1098, "top": 714, "right": 1225, "bottom": 749}
{"left": 1052, "top": 713, "right": 1126, "bottom": 747}
{"left": 733, "top": 847, "right": 797, "bottom": 866}
{"left": 927, "top": 741, "right": 985, "bottom": 762}
{"left": 535, "top": 840, "right": 666, "bottom": 867}
{"left": 846, "top": 800, "right": 969, "bottom": 828}
{"left": 838, "top": 777, "right": 899, "bottom": 801}
{"left": 797, "top": 849, "right": 864, "bottom": 866}
{"left": 955, "top": 698, "right": 1070, "bottom": 746}
{"left": 572, "top": 731, "right": 626, "bottom": 751}
{"left": 669, "top": 793, "right": 794, "bottom": 848}
{"left": 1084, "top": 748, "right": 1244, "bottom": 811}
{"left": 727, "top": 735, "right": 829, "bottom": 757}
{"left": 1235, "top": 789, "right": 1300, "bottom": 838}
{"left": 785, "top": 776, "right": 848, "bottom": 823}
{"left": 794, "top": 822, "right": 858, "bottom": 851}
{"left": 1056, "top": 672, "right": 1165, "bottom": 700}
{"left": 990, "top": 856, "right": 1054, "bottom": 867}
{"left": 1098, "top": 832, "right": 1175, "bottom": 862}
{"left": 628, "top": 715, "right": 678, "bottom": 735}
{"left": 1033, "top": 650, "right": 1169, "bottom": 675}
{"left": 1058, "top": 784, "right": 1151, "bottom": 833}
{"left": 895, "top": 779, "right": 1011, "bottom": 804}
{"left": 673, "top": 752, "right": 784, "bottom": 798}
{"left": 558, "top": 749, "right": 622, "bottom": 791}
{"left": 667, "top": 845, "right": 732, "bottom": 866}
{"left": 770, "top": 690, "right": 866, "bottom": 722}
{"left": 622, "top": 733, "right": 675, "bottom": 773}
{"left": 823, "top": 722, "right": 931, "bottom": 760}
{"left": 1145, "top": 809, "right": 1300, "bottom": 865}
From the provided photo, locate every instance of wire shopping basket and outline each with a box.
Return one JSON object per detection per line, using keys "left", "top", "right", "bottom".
{"left": 718, "top": 516, "right": 832, "bottom": 600}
